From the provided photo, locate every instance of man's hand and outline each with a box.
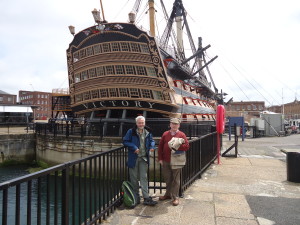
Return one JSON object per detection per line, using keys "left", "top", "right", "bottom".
{"left": 134, "top": 149, "right": 140, "bottom": 154}
{"left": 150, "top": 148, "right": 155, "bottom": 152}
{"left": 158, "top": 160, "right": 163, "bottom": 166}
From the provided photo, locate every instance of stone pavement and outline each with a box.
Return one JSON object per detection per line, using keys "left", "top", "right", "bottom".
{"left": 106, "top": 135, "right": 300, "bottom": 225}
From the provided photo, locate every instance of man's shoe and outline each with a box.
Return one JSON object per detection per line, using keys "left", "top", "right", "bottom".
{"left": 143, "top": 197, "right": 158, "bottom": 206}
{"left": 159, "top": 195, "right": 171, "bottom": 201}
{"left": 172, "top": 199, "right": 179, "bottom": 206}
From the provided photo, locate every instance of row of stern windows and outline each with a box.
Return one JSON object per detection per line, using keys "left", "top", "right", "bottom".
{"left": 75, "top": 88, "right": 170, "bottom": 102}
{"left": 74, "top": 65, "right": 160, "bottom": 83}
{"left": 73, "top": 42, "right": 150, "bottom": 62}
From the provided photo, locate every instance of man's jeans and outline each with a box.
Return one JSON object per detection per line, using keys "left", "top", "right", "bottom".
{"left": 129, "top": 157, "right": 149, "bottom": 199}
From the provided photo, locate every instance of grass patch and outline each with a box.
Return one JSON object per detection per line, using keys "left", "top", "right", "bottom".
{"left": 26, "top": 160, "right": 50, "bottom": 173}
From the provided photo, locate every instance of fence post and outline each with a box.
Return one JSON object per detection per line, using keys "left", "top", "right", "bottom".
{"left": 61, "top": 165, "right": 70, "bottom": 225}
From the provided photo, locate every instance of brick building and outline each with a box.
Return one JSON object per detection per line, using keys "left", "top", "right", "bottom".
{"left": 267, "top": 99, "right": 300, "bottom": 120}
{"left": 225, "top": 101, "right": 265, "bottom": 122}
{"left": 0, "top": 90, "right": 17, "bottom": 105}
{"left": 19, "top": 90, "right": 52, "bottom": 120}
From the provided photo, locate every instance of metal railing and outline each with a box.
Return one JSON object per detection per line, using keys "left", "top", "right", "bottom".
{"left": 35, "top": 121, "right": 214, "bottom": 138}
{"left": 0, "top": 132, "right": 218, "bottom": 225}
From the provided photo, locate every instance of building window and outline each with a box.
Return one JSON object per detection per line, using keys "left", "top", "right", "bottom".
{"left": 7, "top": 97, "right": 12, "bottom": 102}
{"left": 91, "top": 90, "right": 99, "bottom": 98}
{"left": 163, "top": 92, "right": 171, "bottom": 101}
{"left": 100, "top": 89, "right": 108, "bottom": 98}
{"left": 73, "top": 52, "right": 79, "bottom": 62}
{"left": 146, "top": 67, "right": 157, "bottom": 77}
{"left": 84, "top": 92, "right": 90, "bottom": 100}
{"left": 136, "top": 66, "right": 146, "bottom": 75}
{"left": 93, "top": 45, "right": 102, "bottom": 54}
{"left": 125, "top": 65, "right": 135, "bottom": 74}
{"left": 102, "top": 43, "right": 111, "bottom": 52}
{"left": 119, "top": 88, "right": 128, "bottom": 97}
{"left": 81, "top": 70, "right": 88, "bottom": 80}
{"left": 75, "top": 73, "right": 81, "bottom": 83}
{"left": 109, "top": 88, "right": 118, "bottom": 97}
{"left": 140, "top": 44, "right": 150, "bottom": 54}
{"left": 129, "top": 88, "right": 140, "bottom": 98}
{"left": 236, "top": 106, "right": 240, "bottom": 110}
{"left": 115, "top": 65, "right": 124, "bottom": 74}
{"left": 253, "top": 105, "right": 257, "bottom": 110}
{"left": 96, "top": 66, "right": 105, "bottom": 76}
{"left": 0, "top": 97, "right": 3, "bottom": 102}
{"left": 89, "top": 68, "right": 96, "bottom": 78}
{"left": 231, "top": 105, "right": 235, "bottom": 111}
{"left": 105, "top": 66, "right": 115, "bottom": 75}
{"left": 111, "top": 42, "right": 120, "bottom": 52}
{"left": 247, "top": 105, "right": 251, "bottom": 110}
{"left": 141, "top": 89, "right": 152, "bottom": 99}
{"left": 259, "top": 105, "right": 263, "bottom": 110}
{"left": 152, "top": 91, "right": 163, "bottom": 100}
{"left": 80, "top": 49, "right": 86, "bottom": 58}
{"left": 86, "top": 47, "right": 93, "bottom": 56}
{"left": 130, "top": 43, "right": 140, "bottom": 52}
{"left": 120, "top": 42, "right": 129, "bottom": 51}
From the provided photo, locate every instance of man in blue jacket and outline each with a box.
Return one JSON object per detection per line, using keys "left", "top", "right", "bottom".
{"left": 123, "top": 116, "right": 157, "bottom": 206}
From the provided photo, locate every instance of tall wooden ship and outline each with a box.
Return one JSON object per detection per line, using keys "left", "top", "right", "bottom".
{"left": 66, "top": 0, "right": 221, "bottom": 123}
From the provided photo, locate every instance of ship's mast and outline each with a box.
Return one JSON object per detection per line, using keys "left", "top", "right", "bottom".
{"left": 148, "top": 0, "right": 156, "bottom": 37}
{"left": 100, "top": 0, "right": 106, "bottom": 22}
{"left": 175, "top": 4, "right": 184, "bottom": 54}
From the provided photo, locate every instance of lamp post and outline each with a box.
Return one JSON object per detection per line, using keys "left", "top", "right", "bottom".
{"left": 91, "top": 8, "right": 101, "bottom": 24}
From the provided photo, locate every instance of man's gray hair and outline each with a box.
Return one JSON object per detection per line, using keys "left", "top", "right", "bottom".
{"left": 135, "top": 115, "right": 145, "bottom": 122}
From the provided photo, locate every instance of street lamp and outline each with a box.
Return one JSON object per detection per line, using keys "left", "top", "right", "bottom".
{"left": 68, "top": 25, "right": 75, "bottom": 36}
{"left": 91, "top": 8, "right": 101, "bottom": 24}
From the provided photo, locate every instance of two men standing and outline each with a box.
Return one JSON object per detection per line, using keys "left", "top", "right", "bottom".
{"left": 123, "top": 116, "right": 189, "bottom": 207}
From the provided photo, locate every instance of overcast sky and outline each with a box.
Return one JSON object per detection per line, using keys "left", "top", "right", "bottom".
{"left": 0, "top": 0, "right": 299, "bottom": 106}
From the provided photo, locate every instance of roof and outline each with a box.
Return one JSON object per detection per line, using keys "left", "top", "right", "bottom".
{"left": 0, "top": 90, "right": 11, "bottom": 95}
{"left": 0, "top": 105, "right": 33, "bottom": 113}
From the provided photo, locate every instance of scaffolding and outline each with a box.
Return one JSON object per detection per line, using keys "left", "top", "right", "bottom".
{"left": 51, "top": 88, "right": 73, "bottom": 119}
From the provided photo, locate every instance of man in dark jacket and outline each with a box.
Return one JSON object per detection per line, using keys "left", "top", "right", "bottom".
{"left": 123, "top": 116, "right": 157, "bottom": 206}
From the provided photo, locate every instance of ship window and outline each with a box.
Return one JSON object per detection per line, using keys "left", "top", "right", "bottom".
{"left": 84, "top": 91, "right": 90, "bottom": 100}
{"left": 259, "top": 105, "right": 263, "bottom": 110}
{"left": 91, "top": 90, "right": 99, "bottom": 98}
{"left": 129, "top": 88, "right": 140, "bottom": 98}
{"left": 136, "top": 66, "right": 146, "bottom": 75}
{"left": 152, "top": 91, "right": 163, "bottom": 100}
{"left": 253, "top": 105, "right": 257, "bottom": 110}
{"left": 125, "top": 65, "right": 135, "bottom": 74}
{"left": 86, "top": 47, "right": 93, "bottom": 56}
{"left": 140, "top": 44, "right": 150, "bottom": 54}
{"left": 146, "top": 67, "right": 157, "bottom": 77}
{"left": 247, "top": 105, "right": 251, "bottom": 110}
{"left": 76, "top": 94, "right": 82, "bottom": 102}
{"left": 88, "top": 68, "right": 96, "bottom": 78}
{"left": 163, "top": 92, "right": 171, "bottom": 101}
{"left": 80, "top": 49, "right": 86, "bottom": 59}
{"left": 75, "top": 74, "right": 80, "bottom": 83}
{"left": 100, "top": 89, "right": 108, "bottom": 98}
{"left": 105, "top": 65, "right": 115, "bottom": 75}
{"left": 236, "top": 106, "right": 240, "bottom": 110}
{"left": 130, "top": 43, "right": 140, "bottom": 52}
{"left": 120, "top": 42, "right": 130, "bottom": 51}
{"left": 81, "top": 70, "right": 88, "bottom": 80}
{"left": 93, "top": 45, "right": 102, "bottom": 54}
{"left": 111, "top": 42, "right": 120, "bottom": 52}
{"left": 109, "top": 88, "right": 118, "bottom": 97}
{"left": 73, "top": 52, "right": 79, "bottom": 62}
{"left": 102, "top": 43, "right": 111, "bottom": 52}
{"left": 119, "top": 88, "right": 128, "bottom": 97}
{"left": 141, "top": 89, "right": 152, "bottom": 99}
{"left": 115, "top": 65, "right": 124, "bottom": 74}
{"left": 96, "top": 66, "right": 105, "bottom": 76}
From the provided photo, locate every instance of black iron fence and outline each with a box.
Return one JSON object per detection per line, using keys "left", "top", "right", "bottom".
{"left": 0, "top": 132, "right": 218, "bottom": 225}
{"left": 35, "top": 121, "right": 214, "bottom": 138}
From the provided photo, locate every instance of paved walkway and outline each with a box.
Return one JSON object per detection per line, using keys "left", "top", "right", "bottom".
{"left": 107, "top": 134, "right": 300, "bottom": 225}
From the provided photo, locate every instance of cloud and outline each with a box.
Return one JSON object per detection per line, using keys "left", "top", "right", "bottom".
{"left": 0, "top": 0, "right": 299, "bottom": 105}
